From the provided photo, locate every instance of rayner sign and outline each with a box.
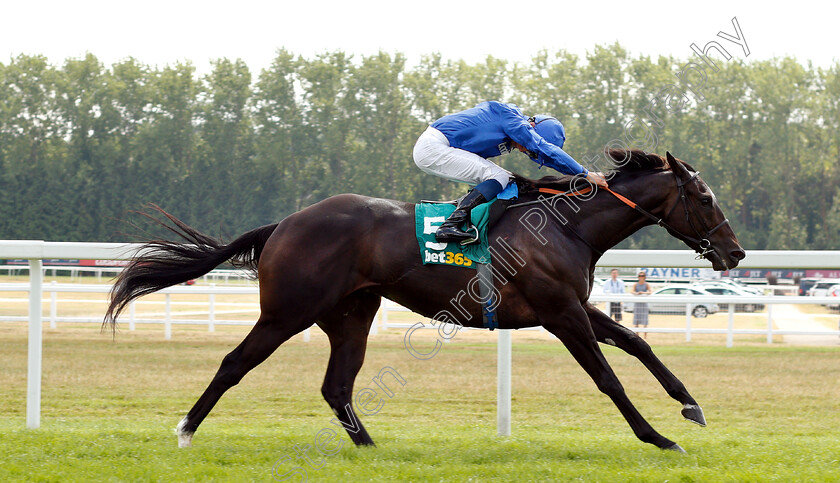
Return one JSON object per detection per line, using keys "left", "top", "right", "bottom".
{"left": 639, "top": 267, "right": 719, "bottom": 280}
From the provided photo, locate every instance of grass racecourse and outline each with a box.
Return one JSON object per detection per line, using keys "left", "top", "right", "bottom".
{"left": 2, "top": 316, "right": 839, "bottom": 483}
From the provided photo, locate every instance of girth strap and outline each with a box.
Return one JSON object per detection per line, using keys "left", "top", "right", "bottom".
{"left": 476, "top": 262, "right": 498, "bottom": 330}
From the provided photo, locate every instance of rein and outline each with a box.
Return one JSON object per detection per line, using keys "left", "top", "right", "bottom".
{"left": 507, "top": 172, "right": 730, "bottom": 259}
{"left": 506, "top": 185, "right": 604, "bottom": 256}
{"left": 508, "top": 186, "right": 593, "bottom": 209}
{"left": 607, "top": 172, "right": 730, "bottom": 259}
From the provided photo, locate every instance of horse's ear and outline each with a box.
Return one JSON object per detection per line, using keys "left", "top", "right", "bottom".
{"left": 666, "top": 151, "right": 690, "bottom": 179}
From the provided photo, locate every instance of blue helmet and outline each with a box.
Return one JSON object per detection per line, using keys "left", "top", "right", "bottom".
{"left": 532, "top": 115, "right": 566, "bottom": 148}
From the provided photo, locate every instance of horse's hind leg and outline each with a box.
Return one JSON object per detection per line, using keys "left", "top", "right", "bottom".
{"left": 584, "top": 303, "right": 706, "bottom": 426}
{"left": 316, "top": 291, "right": 381, "bottom": 446}
{"left": 175, "top": 314, "right": 311, "bottom": 447}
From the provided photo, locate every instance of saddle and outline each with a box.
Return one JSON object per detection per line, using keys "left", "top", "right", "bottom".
{"left": 414, "top": 177, "right": 582, "bottom": 330}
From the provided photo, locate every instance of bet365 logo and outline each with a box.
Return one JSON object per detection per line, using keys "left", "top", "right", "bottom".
{"left": 422, "top": 216, "right": 473, "bottom": 266}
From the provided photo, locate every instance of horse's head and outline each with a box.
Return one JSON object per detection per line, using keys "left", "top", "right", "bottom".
{"left": 659, "top": 152, "right": 745, "bottom": 270}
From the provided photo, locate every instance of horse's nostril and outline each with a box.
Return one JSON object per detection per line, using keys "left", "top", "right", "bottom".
{"left": 730, "top": 249, "right": 746, "bottom": 261}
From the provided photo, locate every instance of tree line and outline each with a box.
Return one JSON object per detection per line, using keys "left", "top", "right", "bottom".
{"left": 0, "top": 45, "right": 838, "bottom": 250}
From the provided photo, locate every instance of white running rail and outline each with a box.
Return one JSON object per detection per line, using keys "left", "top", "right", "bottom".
{"left": 3, "top": 240, "right": 840, "bottom": 433}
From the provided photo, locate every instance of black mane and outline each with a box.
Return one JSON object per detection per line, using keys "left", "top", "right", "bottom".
{"left": 514, "top": 149, "right": 671, "bottom": 194}
{"left": 605, "top": 149, "right": 669, "bottom": 173}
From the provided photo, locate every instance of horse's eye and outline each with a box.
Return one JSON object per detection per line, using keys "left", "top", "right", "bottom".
{"left": 701, "top": 197, "right": 712, "bottom": 206}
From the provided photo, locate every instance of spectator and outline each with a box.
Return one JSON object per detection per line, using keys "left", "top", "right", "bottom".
{"left": 602, "top": 269, "right": 626, "bottom": 322}
{"left": 631, "top": 271, "right": 652, "bottom": 338}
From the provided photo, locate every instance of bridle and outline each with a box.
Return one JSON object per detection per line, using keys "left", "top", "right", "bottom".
{"left": 649, "top": 170, "right": 730, "bottom": 259}
{"left": 513, "top": 170, "right": 730, "bottom": 260}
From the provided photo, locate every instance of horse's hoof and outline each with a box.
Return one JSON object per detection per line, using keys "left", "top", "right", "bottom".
{"left": 681, "top": 403, "right": 707, "bottom": 427}
{"left": 175, "top": 416, "right": 193, "bottom": 448}
{"left": 178, "top": 432, "right": 193, "bottom": 448}
{"left": 665, "top": 443, "right": 687, "bottom": 454}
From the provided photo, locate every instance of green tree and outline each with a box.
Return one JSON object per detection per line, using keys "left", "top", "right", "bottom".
{"left": 251, "top": 49, "right": 308, "bottom": 220}
{"left": 192, "top": 58, "right": 256, "bottom": 231}
{"left": 0, "top": 47, "right": 835, "bottom": 250}
{"left": 0, "top": 55, "right": 67, "bottom": 239}
{"left": 131, "top": 62, "right": 199, "bottom": 220}
{"left": 346, "top": 52, "right": 415, "bottom": 199}
{"left": 297, "top": 52, "right": 355, "bottom": 201}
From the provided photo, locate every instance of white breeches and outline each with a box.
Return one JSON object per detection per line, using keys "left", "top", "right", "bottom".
{"left": 412, "top": 126, "right": 512, "bottom": 187}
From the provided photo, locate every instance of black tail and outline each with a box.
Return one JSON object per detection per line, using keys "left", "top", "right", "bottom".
{"left": 104, "top": 204, "right": 277, "bottom": 330}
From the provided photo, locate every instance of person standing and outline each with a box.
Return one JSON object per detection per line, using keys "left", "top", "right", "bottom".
{"left": 631, "top": 272, "right": 652, "bottom": 339}
{"left": 602, "top": 269, "right": 626, "bottom": 322}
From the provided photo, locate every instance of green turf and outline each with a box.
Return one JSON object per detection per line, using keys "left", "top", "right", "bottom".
{"left": 1, "top": 327, "right": 839, "bottom": 481}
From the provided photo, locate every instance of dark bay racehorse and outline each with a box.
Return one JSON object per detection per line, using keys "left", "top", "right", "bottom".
{"left": 105, "top": 150, "right": 744, "bottom": 453}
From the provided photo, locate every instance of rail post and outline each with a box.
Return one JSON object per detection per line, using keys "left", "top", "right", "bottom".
{"left": 685, "top": 303, "right": 692, "bottom": 341}
{"left": 49, "top": 281, "right": 57, "bottom": 329}
{"left": 497, "top": 329, "right": 512, "bottom": 436}
{"left": 726, "top": 303, "right": 735, "bottom": 348}
{"left": 766, "top": 304, "right": 774, "bottom": 344}
{"left": 369, "top": 308, "right": 378, "bottom": 335}
{"left": 26, "top": 259, "right": 43, "bottom": 429}
{"left": 208, "top": 284, "right": 216, "bottom": 333}
{"left": 165, "top": 293, "right": 172, "bottom": 340}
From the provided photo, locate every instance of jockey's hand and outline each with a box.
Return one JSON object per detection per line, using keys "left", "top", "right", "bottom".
{"left": 586, "top": 171, "right": 609, "bottom": 189}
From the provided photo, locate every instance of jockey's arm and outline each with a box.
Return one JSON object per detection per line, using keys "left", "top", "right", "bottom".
{"left": 500, "top": 108, "right": 607, "bottom": 187}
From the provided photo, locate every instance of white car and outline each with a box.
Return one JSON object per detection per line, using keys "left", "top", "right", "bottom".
{"left": 807, "top": 280, "right": 840, "bottom": 298}
{"left": 708, "top": 279, "right": 764, "bottom": 296}
{"left": 692, "top": 282, "right": 764, "bottom": 312}
{"left": 826, "top": 284, "right": 840, "bottom": 310}
{"left": 625, "top": 285, "right": 720, "bottom": 318}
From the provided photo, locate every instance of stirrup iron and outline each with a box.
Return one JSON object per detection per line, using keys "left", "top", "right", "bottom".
{"left": 459, "top": 225, "right": 479, "bottom": 246}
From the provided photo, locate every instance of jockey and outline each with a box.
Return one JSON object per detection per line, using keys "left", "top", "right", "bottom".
{"left": 413, "top": 101, "right": 609, "bottom": 244}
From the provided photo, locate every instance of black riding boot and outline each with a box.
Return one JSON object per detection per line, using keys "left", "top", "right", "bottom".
{"left": 435, "top": 189, "right": 488, "bottom": 244}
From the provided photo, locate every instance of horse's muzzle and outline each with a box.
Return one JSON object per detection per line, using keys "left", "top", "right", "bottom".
{"left": 729, "top": 248, "right": 746, "bottom": 267}
{"left": 708, "top": 246, "right": 745, "bottom": 271}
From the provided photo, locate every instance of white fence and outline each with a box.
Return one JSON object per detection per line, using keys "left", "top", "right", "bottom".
{"left": 2, "top": 282, "right": 837, "bottom": 343}
{"left": 3, "top": 240, "right": 840, "bottom": 434}
{"left": 0, "top": 264, "right": 254, "bottom": 284}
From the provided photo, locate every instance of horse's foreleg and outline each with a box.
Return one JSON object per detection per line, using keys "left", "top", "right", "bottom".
{"left": 543, "top": 305, "right": 684, "bottom": 452}
{"left": 584, "top": 303, "right": 706, "bottom": 426}
{"left": 176, "top": 314, "right": 310, "bottom": 447}
{"left": 316, "top": 291, "right": 381, "bottom": 446}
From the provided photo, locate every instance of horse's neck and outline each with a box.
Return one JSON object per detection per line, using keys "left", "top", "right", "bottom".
{"left": 578, "top": 172, "right": 674, "bottom": 256}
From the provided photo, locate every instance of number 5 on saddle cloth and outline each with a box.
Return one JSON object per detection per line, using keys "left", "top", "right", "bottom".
{"left": 413, "top": 183, "right": 518, "bottom": 329}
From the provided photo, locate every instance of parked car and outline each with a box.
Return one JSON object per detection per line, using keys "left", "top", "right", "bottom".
{"left": 807, "top": 280, "right": 840, "bottom": 297}
{"left": 798, "top": 277, "right": 821, "bottom": 296}
{"left": 712, "top": 279, "right": 764, "bottom": 296}
{"left": 694, "top": 283, "right": 764, "bottom": 312}
{"left": 824, "top": 284, "right": 840, "bottom": 310}
{"left": 625, "top": 285, "right": 719, "bottom": 318}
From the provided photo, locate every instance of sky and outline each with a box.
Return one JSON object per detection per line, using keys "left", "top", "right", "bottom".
{"left": 2, "top": 0, "right": 838, "bottom": 74}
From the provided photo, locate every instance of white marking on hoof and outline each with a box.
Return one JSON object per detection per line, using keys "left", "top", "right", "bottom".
{"left": 178, "top": 432, "right": 194, "bottom": 448}
{"left": 175, "top": 416, "right": 194, "bottom": 448}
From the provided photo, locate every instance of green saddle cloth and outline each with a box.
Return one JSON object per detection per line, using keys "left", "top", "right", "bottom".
{"left": 414, "top": 200, "right": 496, "bottom": 268}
